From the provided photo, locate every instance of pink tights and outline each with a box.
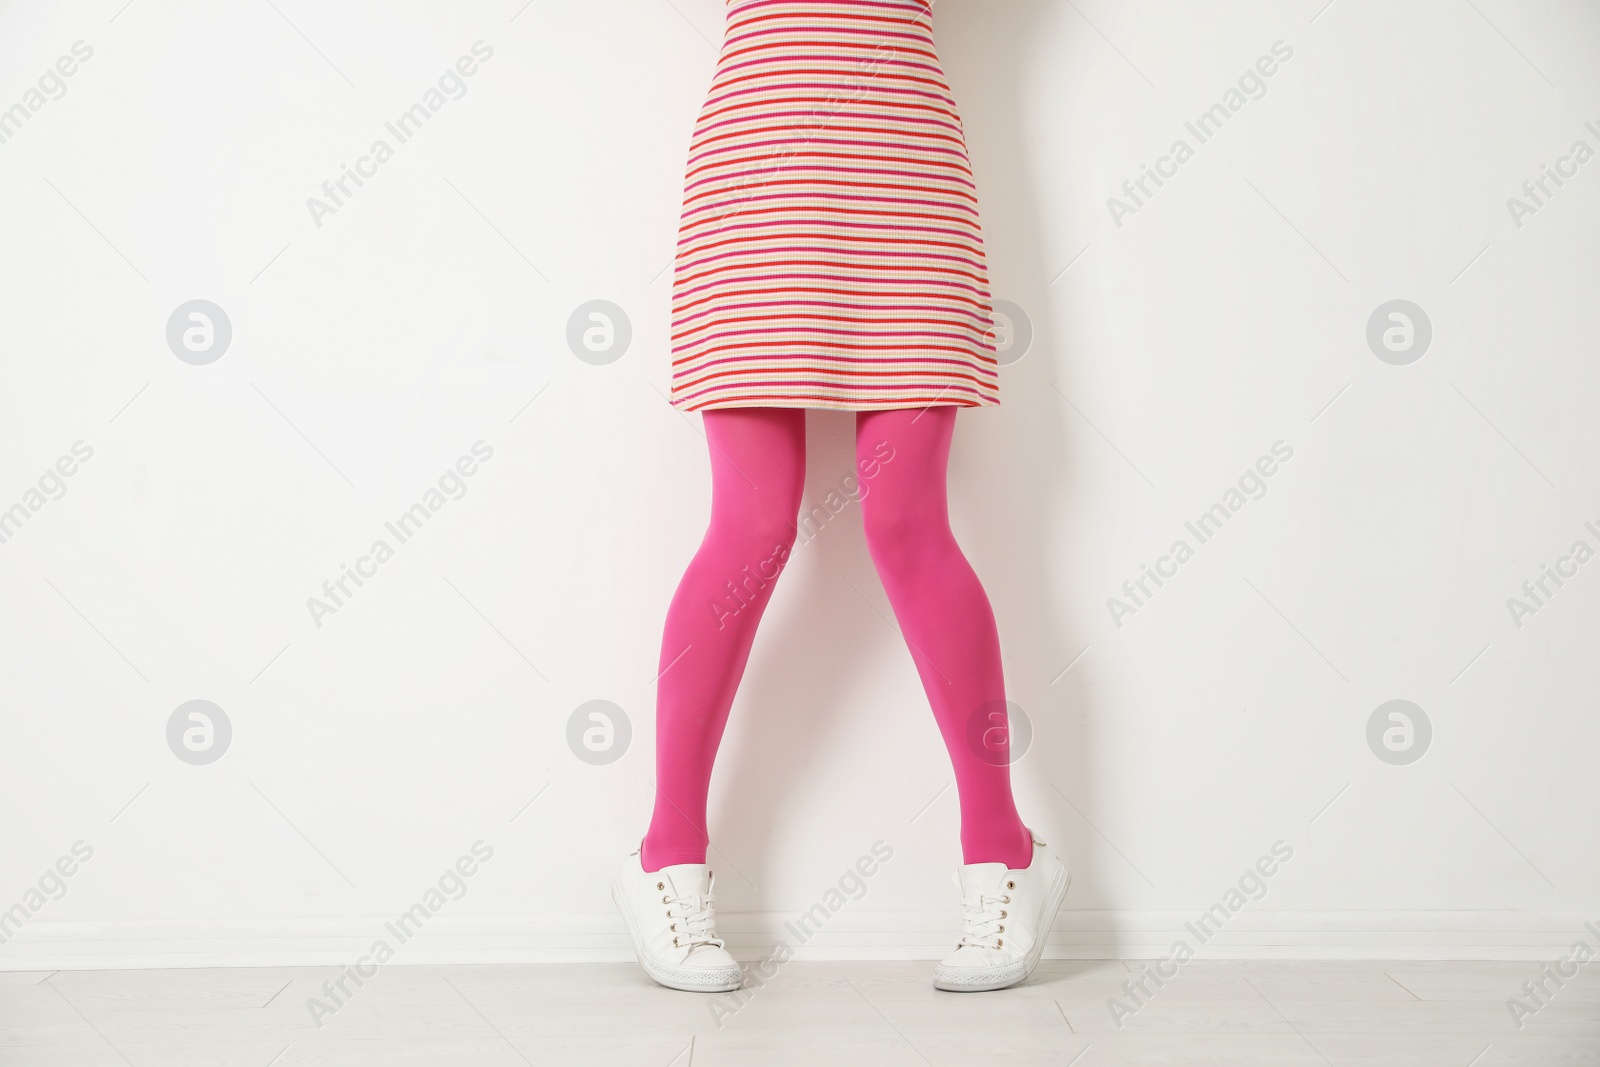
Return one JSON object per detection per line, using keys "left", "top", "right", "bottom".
{"left": 639, "top": 405, "right": 1032, "bottom": 872}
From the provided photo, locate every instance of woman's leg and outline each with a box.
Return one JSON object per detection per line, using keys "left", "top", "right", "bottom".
{"left": 856, "top": 405, "right": 1033, "bottom": 869}
{"left": 640, "top": 406, "right": 807, "bottom": 872}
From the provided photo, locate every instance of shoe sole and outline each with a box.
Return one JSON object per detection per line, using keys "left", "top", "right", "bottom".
{"left": 611, "top": 878, "right": 744, "bottom": 993}
{"left": 932, "top": 860, "right": 1071, "bottom": 992}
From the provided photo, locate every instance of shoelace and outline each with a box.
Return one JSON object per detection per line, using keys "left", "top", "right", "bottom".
{"left": 662, "top": 874, "right": 725, "bottom": 952}
{"left": 955, "top": 888, "right": 1011, "bottom": 950}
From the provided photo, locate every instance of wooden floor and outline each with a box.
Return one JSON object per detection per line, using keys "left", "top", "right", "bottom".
{"left": 2, "top": 960, "right": 1597, "bottom": 1065}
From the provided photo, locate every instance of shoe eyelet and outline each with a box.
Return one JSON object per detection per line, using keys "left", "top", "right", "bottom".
{"left": 1002, "top": 895, "right": 1011, "bottom": 904}
{"left": 995, "top": 939, "right": 1003, "bottom": 948}
{"left": 1005, "top": 880, "right": 1015, "bottom": 889}
{"left": 670, "top": 923, "right": 677, "bottom": 931}
{"left": 1000, "top": 910, "right": 1007, "bottom": 918}
{"left": 672, "top": 936, "right": 679, "bottom": 947}
{"left": 656, "top": 881, "right": 665, "bottom": 890}
{"left": 662, "top": 895, "right": 670, "bottom": 905}
{"left": 997, "top": 924, "right": 1005, "bottom": 933}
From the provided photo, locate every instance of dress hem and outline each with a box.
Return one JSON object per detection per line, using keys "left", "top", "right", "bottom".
{"left": 669, "top": 396, "right": 1000, "bottom": 413}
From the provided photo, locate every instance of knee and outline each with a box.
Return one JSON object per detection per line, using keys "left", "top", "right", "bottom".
{"left": 709, "top": 482, "right": 802, "bottom": 560}
{"left": 744, "top": 515, "right": 799, "bottom": 563}
{"left": 711, "top": 515, "right": 796, "bottom": 607}
{"left": 729, "top": 497, "right": 801, "bottom": 568}
{"left": 861, "top": 499, "right": 942, "bottom": 577}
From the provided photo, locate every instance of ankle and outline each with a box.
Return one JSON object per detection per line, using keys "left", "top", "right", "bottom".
{"left": 640, "top": 839, "right": 707, "bottom": 873}
{"left": 961, "top": 822, "right": 1034, "bottom": 869}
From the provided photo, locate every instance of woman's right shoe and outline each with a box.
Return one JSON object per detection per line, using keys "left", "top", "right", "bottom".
{"left": 612, "top": 848, "right": 743, "bottom": 992}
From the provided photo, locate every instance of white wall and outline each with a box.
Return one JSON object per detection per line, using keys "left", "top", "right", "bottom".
{"left": 2, "top": 0, "right": 1597, "bottom": 969}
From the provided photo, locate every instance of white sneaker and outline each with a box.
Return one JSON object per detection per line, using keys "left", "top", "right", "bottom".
{"left": 612, "top": 848, "right": 743, "bottom": 992}
{"left": 933, "top": 831, "right": 1070, "bottom": 992}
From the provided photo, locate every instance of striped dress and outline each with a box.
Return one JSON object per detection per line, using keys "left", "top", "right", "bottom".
{"left": 669, "top": 0, "right": 1000, "bottom": 412}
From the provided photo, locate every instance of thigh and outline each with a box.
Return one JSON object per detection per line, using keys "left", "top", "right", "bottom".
{"left": 701, "top": 407, "right": 808, "bottom": 518}
{"left": 854, "top": 405, "right": 956, "bottom": 515}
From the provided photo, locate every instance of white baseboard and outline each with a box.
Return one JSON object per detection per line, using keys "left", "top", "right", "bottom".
{"left": 2, "top": 911, "right": 1593, "bottom": 970}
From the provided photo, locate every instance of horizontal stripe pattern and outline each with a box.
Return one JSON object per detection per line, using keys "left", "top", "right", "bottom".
{"left": 669, "top": 0, "right": 1000, "bottom": 412}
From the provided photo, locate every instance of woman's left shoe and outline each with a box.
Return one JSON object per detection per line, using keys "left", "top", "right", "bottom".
{"left": 933, "top": 831, "right": 1070, "bottom": 992}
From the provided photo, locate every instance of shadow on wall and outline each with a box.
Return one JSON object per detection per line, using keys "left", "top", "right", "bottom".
{"left": 936, "top": 0, "right": 1107, "bottom": 954}
{"left": 702, "top": 0, "right": 1107, "bottom": 951}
